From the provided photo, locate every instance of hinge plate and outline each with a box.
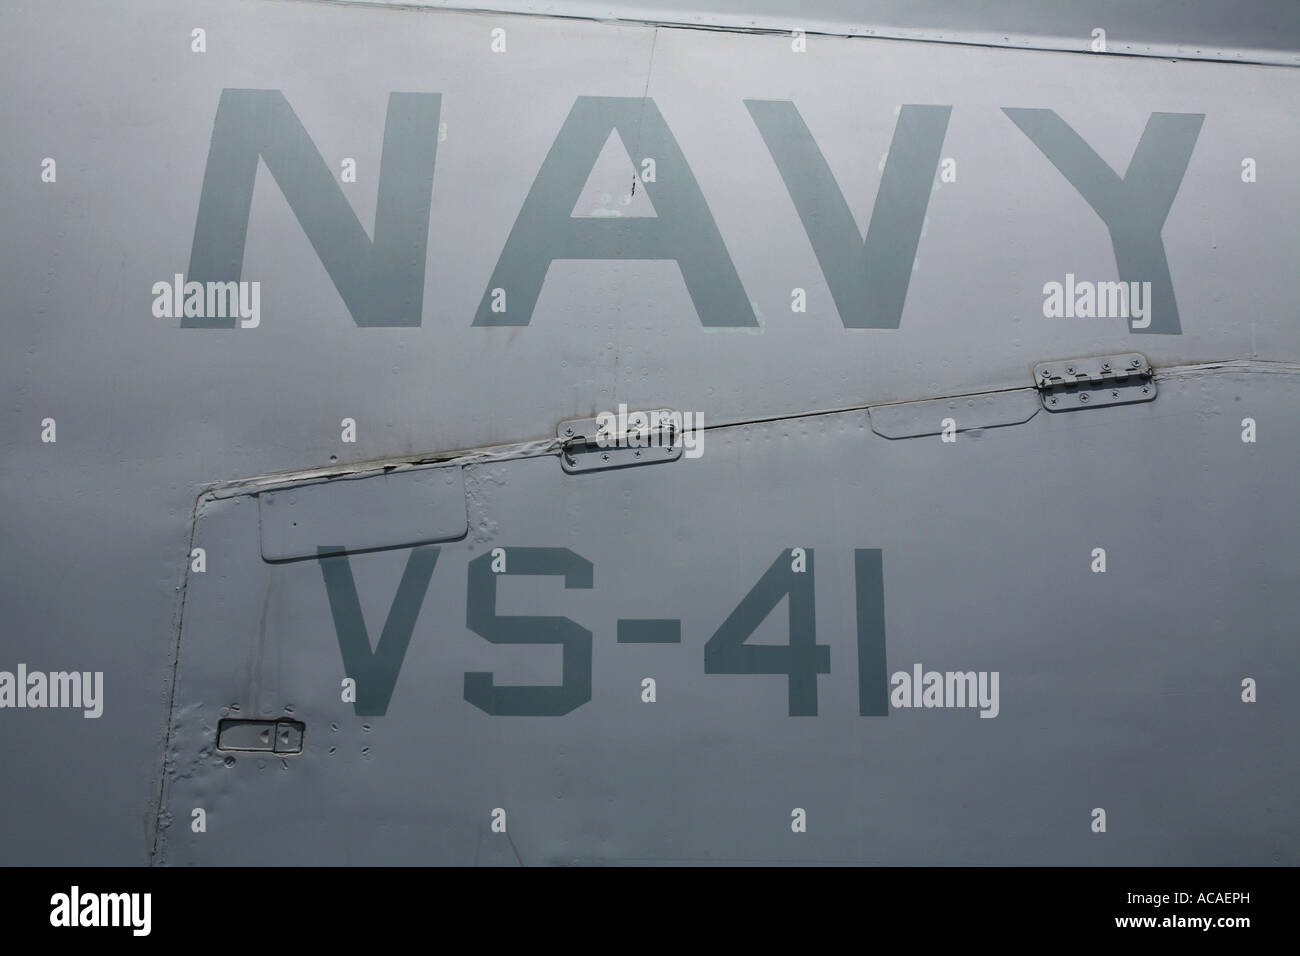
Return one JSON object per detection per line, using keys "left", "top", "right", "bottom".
{"left": 558, "top": 408, "right": 683, "bottom": 473}
{"left": 1034, "top": 353, "right": 1156, "bottom": 412}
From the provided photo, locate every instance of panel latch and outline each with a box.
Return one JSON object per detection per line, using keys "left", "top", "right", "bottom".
{"left": 558, "top": 408, "right": 683, "bottom": 473}
{"left": 217, "top": 718, "right": 305, "bottom": 754}
{"left": 1033, "top": 353, "right": 1156, "bottom": 411}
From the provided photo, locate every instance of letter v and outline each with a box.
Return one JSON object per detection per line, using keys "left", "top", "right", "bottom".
{"left": 318, "top": 545, "right": 439, "bottom": 715}
{"left": 746, "top": 101, "right": 951, "bottom": 328}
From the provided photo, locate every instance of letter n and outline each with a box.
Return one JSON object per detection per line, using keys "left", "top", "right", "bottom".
{"left": 187, "top": 90, "right": 441, "bottom": 328}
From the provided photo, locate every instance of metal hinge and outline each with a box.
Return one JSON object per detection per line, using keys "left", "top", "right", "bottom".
{"left": 558, "top": 408, "right": 683, "bottom": 473}
{"left": 1034, "top": 353, "right": 1156, "bottom": 411}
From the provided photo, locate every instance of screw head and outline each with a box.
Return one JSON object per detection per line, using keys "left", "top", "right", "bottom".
{"left": 1066, "top": 366, "right": 1076, "bottom": 375}
{"left": 1111, "top": 390, "right": 1119, "bottom": 398}
{"left": 1101, "top": 362, "right": 1111, "bottom": 371}
{"left": 1141, "top": 386, "right": 1150, "bottom": 394}
{"left": 1079, "top": 392, "right": 1090, "bottom": 403}
{"left": 1130, "top": 357, "right": 1141, "bottom": 368}
{"left": 1048, "top": 397, "right": 1058, "bottom": 406}
{"left": 1040, "top": 368, "right": 1052, "bottom": 378}
{"left": 601, "top": 453, "right": 610, "bottom": 461}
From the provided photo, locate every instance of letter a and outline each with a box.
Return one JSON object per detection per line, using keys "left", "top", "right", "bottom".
{"left": 475, "top": 97, "right": 754, "bottom": 328}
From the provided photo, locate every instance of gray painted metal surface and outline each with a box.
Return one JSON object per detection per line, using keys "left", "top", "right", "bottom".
{"left": 395, "top": 0, "right": 1300, "bottom": 65}
{"left": 1, "top": 0, "right": 1296, "bottom": 864}
{"left": 156, "top": 366, "right": 1299, "bottom": 864}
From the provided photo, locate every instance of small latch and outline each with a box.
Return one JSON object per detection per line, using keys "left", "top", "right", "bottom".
{"left": 1034, "top": 353, "right": 1156, "bottom": 411}
{"left": 217, "top": 718, "right": 305, "bottom": 754}
{"left": 558, "top": 408, "right": 683, "bottom": 473}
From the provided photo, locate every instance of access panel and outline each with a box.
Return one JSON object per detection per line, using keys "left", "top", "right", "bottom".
{"left": 155, "top": 367, "right": 1299, "bottom": 864}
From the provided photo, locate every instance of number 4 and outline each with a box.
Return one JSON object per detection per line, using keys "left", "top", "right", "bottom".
{"left": 704, "top": 549, "right": 830, "bottom": 715}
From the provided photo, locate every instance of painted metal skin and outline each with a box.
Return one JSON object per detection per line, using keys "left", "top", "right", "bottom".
{"left": 1, "top": 0, "right": 1296, "bottom": 865}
